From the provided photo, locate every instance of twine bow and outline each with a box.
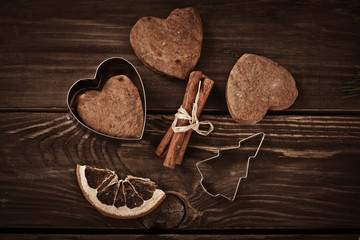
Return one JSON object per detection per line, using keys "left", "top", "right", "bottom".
{"left": 171, "top": 81, "right": 214, "bottom": 136}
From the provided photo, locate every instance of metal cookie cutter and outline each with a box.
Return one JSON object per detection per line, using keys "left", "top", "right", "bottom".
{"left": 196, "top": 132, "right": 265, "bottom": 201}
{"left": 66, "top": 57, "right": 147, "bottom": 140}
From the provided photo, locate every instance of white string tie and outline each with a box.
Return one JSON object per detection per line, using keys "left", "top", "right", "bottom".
{"left": 171, "top": 81, "right": 214, "bottom": 136}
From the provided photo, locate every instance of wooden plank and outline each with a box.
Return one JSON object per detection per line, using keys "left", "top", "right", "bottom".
{"left": 0, "top": 112, "right": 359, "bottom": 229}
{"left": 0, "top": 234, "right": 358, "bottom": 240}
{"left": 0, "top": 0, "right": 359, "bottom": 111}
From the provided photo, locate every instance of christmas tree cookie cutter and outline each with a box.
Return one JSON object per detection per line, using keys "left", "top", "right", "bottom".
{"left": 196, "top": 132, "right": 265, "bottom": 201}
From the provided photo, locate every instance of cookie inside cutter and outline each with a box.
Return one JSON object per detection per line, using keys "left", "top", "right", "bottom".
{"left": 67, "top": 57, "right": 146, "bottom": 140}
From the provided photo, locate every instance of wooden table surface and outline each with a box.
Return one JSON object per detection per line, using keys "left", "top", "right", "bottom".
{"left": 1, "top": 0, "right": 359, "bottom": 239}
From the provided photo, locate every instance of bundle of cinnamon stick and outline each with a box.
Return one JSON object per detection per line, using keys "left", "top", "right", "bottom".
{"left": 155, "top": 71, "right": 214, "bottom": 168}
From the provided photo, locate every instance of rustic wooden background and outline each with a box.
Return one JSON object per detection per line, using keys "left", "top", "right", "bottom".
{"left": 1, "top": 0, "right": 359, "bottom": 239}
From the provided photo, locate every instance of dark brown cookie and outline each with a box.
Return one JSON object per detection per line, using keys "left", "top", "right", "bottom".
{"left": 130, "top": 7, "right": 203, "bottom": 80}
{"left": 76, "top": 75, "right": 144, "bottom": 138}
{"left": 226, "top": 54, "right": 298, "bottom": 124}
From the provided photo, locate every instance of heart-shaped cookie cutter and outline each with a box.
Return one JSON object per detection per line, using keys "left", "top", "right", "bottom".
{"left": 67, "top": 57, "right": 146, "bottom": 140}
{"left": 196, "top": 132, "right": 265, "bottom": 201}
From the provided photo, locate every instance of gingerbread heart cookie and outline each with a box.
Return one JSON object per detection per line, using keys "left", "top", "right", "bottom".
{"left": 130, "top": 7, "right": 203, "bottom": 80}
{"left": 76, "top": 75, "right": 144, "bottom": 139}
{"left": 226, "top": 54, "right": 298, "bottom": 124}
{"left": 67, "top": 58, "right": 146, "bottom": 140}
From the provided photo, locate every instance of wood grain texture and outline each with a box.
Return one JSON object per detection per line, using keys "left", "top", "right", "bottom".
{"left": 0, "top": 234, "right": 358, "bottom": 240}
{"left": 0, "top": 0, "right": 359, "bottom": 111}
{"left": 0, "top": 112, "right": 359, "bottom": 229}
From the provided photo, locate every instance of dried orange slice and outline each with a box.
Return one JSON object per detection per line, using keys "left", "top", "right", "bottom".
{"left": 76, "top": 164, "right": 166, "bottom": 219}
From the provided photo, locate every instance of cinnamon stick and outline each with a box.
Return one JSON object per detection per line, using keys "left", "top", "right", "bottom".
{"left": 155, "top": 71, "right": 202, "bottom": 158}
{"left": 154, "top": 126, "right": 173, "bottom": 157}
{"left": 162, "top": 71, "right": 203, "bottom": 168}
{"left": 174, "top": 76, "right": 214, "bottom": 165}
{"left": 164, "top": 75, "right": 214, "bottom": 168}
